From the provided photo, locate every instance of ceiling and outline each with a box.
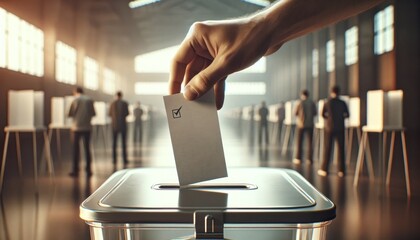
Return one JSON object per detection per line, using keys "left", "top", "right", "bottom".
{"left": 86, "top": 0, "right": 269, "bottom": 56}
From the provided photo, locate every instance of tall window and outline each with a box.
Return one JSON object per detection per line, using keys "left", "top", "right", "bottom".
{"left": 0, "top": 8, "right": 7, "bottom": 68}
{"left": 345, "top": 26, "right": 358, "bottom": 66}
{"left": 312, "top": 49, "right": 319, "bottom": 78}
{"left": 326, "top": 40, "right": 335, "bottom": 72}
{"left": 374, "top": 5, "right": 394, "bottom": 55}
{"left": 134, "top": 45, "right": 266, "bottom": 73}
{"left": 84, "top": 56, "right": 99, "bottom": 90}
{"left": 7, "top": 13, "right": 20, "bottom": 71}
{"left": 55, "top": 41, "right": 77, "bottom": 84}
{"left": 0, "top": 8, "right": 44, "bottom": 76}
{"left": 103, "top": 68, "right": 116, "bottom": 95}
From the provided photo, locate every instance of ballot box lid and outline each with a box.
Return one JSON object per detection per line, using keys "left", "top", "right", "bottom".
{"left": 80, "top": 168, "right": 335, "bottom": 224}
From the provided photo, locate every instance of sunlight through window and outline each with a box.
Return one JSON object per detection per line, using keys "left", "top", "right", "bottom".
{"left": 56, "top": 41, "right": 77, "bottom": 84}
{"left": 0, "top": 8, "right": 6, "bottom": 68}
{"left": 326, "top": 40, "right": 335, "bottom": 73}
{"left": 0, "top": 8, "right": 44, "bottom": 76}
{"left": 134, "top": 81, "right": 266, "bottom": 95}
{"left": 84, "top": 56, "right": 99, "bottom": 90}
{"left": 312, "top": 49, "right": 319, "bottom": 78}
{"left": 103, "top": 68, "right": 117, "bottom": 95}
{"left": 134, "top": 45, "right": 266, "bottom": 74}
{"left": 374, "top": 5, "right": 394, "bottom": 55}
{"left": 345, "top": 26, "right": 358, "bottom": 66}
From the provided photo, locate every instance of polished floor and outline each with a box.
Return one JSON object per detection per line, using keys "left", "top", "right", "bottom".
{"left": 0, "top": 117, "right": 419, "bottom": 240}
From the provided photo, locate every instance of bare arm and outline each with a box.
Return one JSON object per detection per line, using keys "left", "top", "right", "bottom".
{"left": 169, "top": 0, "right": 384, "bottom": 109}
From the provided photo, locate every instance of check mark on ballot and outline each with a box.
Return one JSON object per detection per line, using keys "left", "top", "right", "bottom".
{"left": 172, "top": 106, "right": 182, "bottom": 119}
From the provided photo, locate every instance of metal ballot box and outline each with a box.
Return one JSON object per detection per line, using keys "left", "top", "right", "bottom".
{"left": 80, "top": 168, "right": 335, "bottom": 240}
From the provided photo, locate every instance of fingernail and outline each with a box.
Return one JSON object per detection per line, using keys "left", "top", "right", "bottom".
{"left": 184, "top": 85, "right": 199, "bottom": 100}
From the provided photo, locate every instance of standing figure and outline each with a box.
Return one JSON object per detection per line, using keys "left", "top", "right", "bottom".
{"left": 318, "top": 86, "right": 349, "bottom": 177}
{"left": 277, "top": 102, "right": 285, "bottom": 141}
{"left": 109, "top": 91, "right": 129, "bottom": 166}
{"left": 294, "top": 90, "right": 317, "bottom": 165}
{"left": 68, "top": 87, "right": 96, "bottom": 177}
{"left": 258, "top": 101, "right": 269, "bottom": 145}
{"left": 133, "top": 101, "right": 144, "bottom": 143}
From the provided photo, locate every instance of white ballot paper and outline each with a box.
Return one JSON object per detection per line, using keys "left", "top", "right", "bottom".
{"left": 163, "top": 90, "right": 227, "bottom": 186}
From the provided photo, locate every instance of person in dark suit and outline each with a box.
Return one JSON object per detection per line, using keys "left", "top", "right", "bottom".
{"left": 318, "top": 86, "right": 349, "bottom": 177}
{"left": 294, "top": 90, "right": 317, "bottom": 165}
{"left": 133, "top": 101, "right": 144, "bottom": 143}
{"left": 68, "top": 87, "right": 96, "bottom": 177}
{"left": 258, "top": 101, "right": 269, "bottom": 146}
{"left": 109, "top": 91, "right": 129, "bottom": 166}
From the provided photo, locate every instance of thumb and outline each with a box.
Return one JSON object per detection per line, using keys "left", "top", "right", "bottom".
{"left": 183, "top": 60, "right": 227, "bottom": 101}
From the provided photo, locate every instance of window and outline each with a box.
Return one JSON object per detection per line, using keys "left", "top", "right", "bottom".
{"left": 103, "top": 68, "right": 117, "bottom": 95}
{"left": 55, "top": 41, "right": 77, "bottom": 84}
{"left": 135, "top": 82, "right": 168, "bottom": 95}
{"left": 0, "top": 8, "right": 7, "bottom": 68}
{"left": 225, "top": 82, "right": 266, "bottom": 95}
{"left": 134, "top": 81, "right": 266, "bottom": 95}
{"left": 312, "top": 49, "right": 319, "bottom": 78}
{"left": 84, "top": 56, "right": 99, "bottom": 90}
{"left": 0, "top": 8, "right": 44, "bottom": 76}
{"left": 374, "top": 5, "right": 394, "bottom": 55}
{"left": 134, "top": 45, "right": 266, "bottom": 73}
{"left": 7, "top": 13, "right": 20, "bottom": 71}
{"left": 326, "top": 40, "right": 335, "bottom": 72}
{"left": 345, "top": 26, "right": 358, "bottom": 66}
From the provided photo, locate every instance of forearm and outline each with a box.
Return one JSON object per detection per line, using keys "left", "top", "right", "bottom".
{"left": 253, "top": 0, "right": 384, "bottom": 54}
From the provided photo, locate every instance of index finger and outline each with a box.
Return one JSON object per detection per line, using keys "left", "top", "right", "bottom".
{"left": 169, "top": 39, "right": 196, "bottom": 94}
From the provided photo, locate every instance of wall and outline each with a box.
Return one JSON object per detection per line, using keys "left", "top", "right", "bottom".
{"left": 0, "top": 0, "right": 136, "bottom": 157}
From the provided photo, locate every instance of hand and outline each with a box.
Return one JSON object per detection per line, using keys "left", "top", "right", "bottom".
{"left": 169, "top": 0, "right": 383, "bottom": 110}
{"left": 169, "top": 17, "right": 279, "bottom": 110}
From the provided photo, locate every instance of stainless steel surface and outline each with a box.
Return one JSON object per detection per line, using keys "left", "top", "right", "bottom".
{"left": 80, "top": 168, "right": 335, "bottom": 224}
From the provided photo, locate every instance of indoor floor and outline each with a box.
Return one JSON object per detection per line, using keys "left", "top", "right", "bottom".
{"left": 0, "top": 118, "right": 419, "bottom": 240}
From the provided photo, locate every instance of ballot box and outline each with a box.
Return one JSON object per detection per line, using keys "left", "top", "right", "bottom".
{"left": 80, "top": 168, "right": 335, "bottom": 240}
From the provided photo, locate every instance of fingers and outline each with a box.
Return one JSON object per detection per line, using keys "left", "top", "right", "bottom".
{"left": 169, "top": 39, "right": 196, "bottom": 94}
{"left": 183, "top": 58, "right": 227, "bottom": 101}
{"left": 214, "top": 78, "right": 226, "bottom": 110}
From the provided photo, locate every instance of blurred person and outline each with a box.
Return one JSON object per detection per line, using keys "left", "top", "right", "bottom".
{"left": 109, "top": 91, "right": 129, "bottom": 166}
{"left": 169, "top": 0, "right": 383, "bottom": 109}
{"left": 133, "top": 101, "right": 144, "bottom": 143}
{"left": 318, "top": 86, "right": 349, "bottom": 177}
{"left": 277, "top": 102, "right": 285, "bottom": 140}
{"left": 294, "top": 90, "right": 316, "bottom": 165}
{"left": 258, "top": 101, "right": 269, "bottom": 146}
{"left": 68, "top": 87, "right": 95, "bottom": 177}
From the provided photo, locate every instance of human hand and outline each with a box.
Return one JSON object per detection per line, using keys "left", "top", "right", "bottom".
{"left": 169, "top": 16, "right": 280, "bottom": 110}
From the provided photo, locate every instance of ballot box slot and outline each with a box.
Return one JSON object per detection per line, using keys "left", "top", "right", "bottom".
{"left": 152, "top": 183, "right": 258, "bottom": 190}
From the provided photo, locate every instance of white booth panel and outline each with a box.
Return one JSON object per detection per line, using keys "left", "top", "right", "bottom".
{"left": 284, "top": 100, "right": 298, "bottom": 125}
{"left": 92, "top": 101, "right": 108, "bottom": 125}
{"left": 51, "top": 97, "right": 65, "bottom": 126}
{"left": 349, "top": 97, "right": 361, "bottom": 127}
{"left": 8, "top": 90, "right": 44, "bottom": 128}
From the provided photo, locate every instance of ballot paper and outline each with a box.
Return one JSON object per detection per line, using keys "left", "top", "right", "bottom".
{"left": 163, "top": 90, "right": 227, "bottom": 186}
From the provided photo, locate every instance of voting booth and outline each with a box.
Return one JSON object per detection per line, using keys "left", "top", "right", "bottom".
{"left": 354, "top": 90, "right": 410, "bottom": 197}
{"left": 51, "top": 96, "right": 74, "bottom": 127}
{"left": 91, "top": 101, "right": 109, "bottom": 126}
{"left": 345, "top": 97, "right": 361, "bottom": 166}
{"left": 281, "top": 100, "right": 298, "bottom": 154}
{"left": 348, "top": 97, "right": 360, "bottom": 128}
{"left": 8, "top": 90, "right": 44, "bottom": 129}
{"left": 283, "top": 100, "right": 298, "bottom": 125}
{"left": 1, "top": 90, "right": 53, "bottom": 193}
{"left": 80, "top": 168, "right": 335, "bottom": 240}
{"left": 315, "top": 99, "right": 326, "bottom": 129}
{"left": 91, "top": 101, "right": 109, "bottom": 151}
{"left": 366, "top": 90, "right": 403, "bottom": 131}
